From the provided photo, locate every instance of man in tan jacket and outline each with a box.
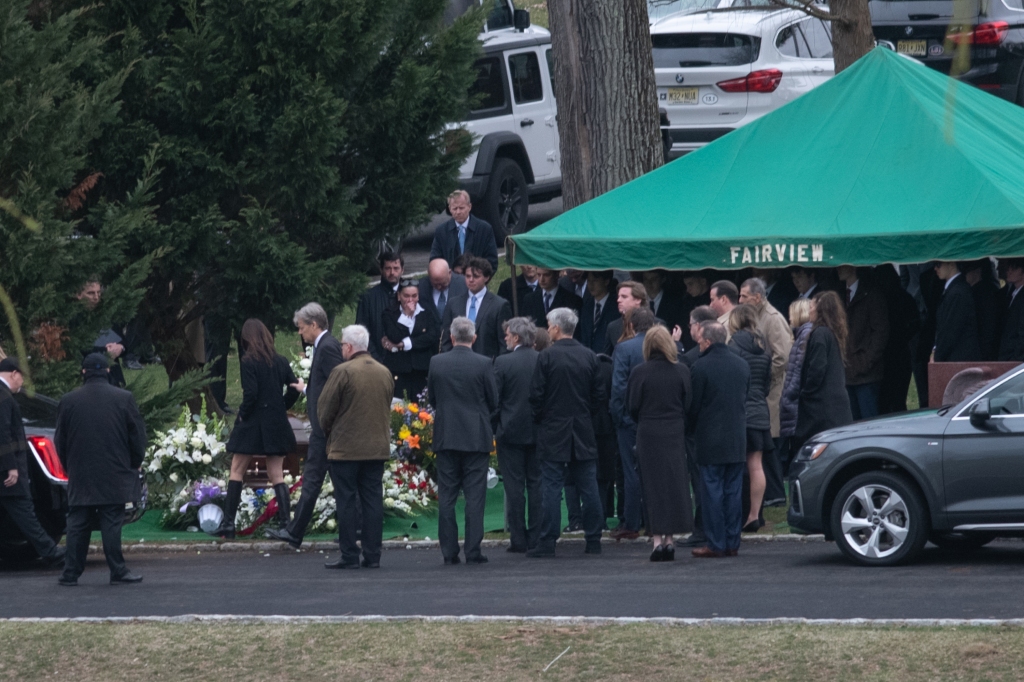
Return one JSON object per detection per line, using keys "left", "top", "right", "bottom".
{"left": 740, "top": 278, "right": 794, "bottom": 506}
{"left": 318, "top": 324, "right": 394, "bottom": 570}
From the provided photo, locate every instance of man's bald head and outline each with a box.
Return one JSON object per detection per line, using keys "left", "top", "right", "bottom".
{"left": 428, "top": 258, "right": 452, "bottom": 291}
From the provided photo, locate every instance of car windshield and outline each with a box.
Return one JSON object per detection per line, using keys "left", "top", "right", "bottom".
{"left": 648, "top": 0, "right": 720, "bottom": 21}
{"left": 14, "top": 392, "right": 58, "bottom": 428}
{"left": 651, "top": 32, "right": 761, "bottom": 67}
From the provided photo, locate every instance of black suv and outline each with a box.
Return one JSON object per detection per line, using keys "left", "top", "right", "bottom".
{"left": 789, "top": 363, "right": 1024, "bottom": 566}
{"left": 872, "top": 0, "right": 1024, "bottom": 104}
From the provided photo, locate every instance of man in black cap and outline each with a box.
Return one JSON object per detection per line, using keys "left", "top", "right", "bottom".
{"left": 55, "top": 353, "right": 148, "bottom": 586}
{"left": 0, "top": 357, "right": 66, "bottom": 566}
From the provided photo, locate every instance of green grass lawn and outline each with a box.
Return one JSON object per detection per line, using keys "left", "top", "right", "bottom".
{"left": 3, "top": 622, "right": 1023, "bottom": 681}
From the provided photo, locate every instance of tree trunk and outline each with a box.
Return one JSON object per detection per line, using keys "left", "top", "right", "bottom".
{"left": 831, "top": 0, "right": 875, "bottom": 73}
{"left": 547, "top": 0, "right": 664, "bottom": 210}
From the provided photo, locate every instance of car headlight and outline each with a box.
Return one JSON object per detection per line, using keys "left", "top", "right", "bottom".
{"left": 797, "top": 442, "right": 830, "bottom": 461}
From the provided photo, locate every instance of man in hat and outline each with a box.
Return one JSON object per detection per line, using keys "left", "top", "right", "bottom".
{"left": 0, "top": 357, "right": 65, "bottom": 566}
{"left": 55, "top": 353, "right": 148, "bottom": 586}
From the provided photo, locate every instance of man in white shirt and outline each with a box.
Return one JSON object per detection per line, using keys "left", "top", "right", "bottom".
{"left": 791, "top": 267, "right": 820, "bottom": 300}
{"left": 419, "top": 259, "right": 467, "bottom": 324}
{"left": 439, "top": 256, "right": 512, "bottom": 358}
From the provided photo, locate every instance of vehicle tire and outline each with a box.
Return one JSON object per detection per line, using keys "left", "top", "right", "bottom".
{"left": 929, "top": 532, "right": 996, "bottom": 552}
{"left": 479, "top": 157, "right": 528, "bottom": 246}
{"left": 829, "top": 471, "right": 929, "bottom": 567}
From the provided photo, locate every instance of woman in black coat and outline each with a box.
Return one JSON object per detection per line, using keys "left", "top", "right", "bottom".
{"left": 627, "top": 325, "right": 693, "bottom": 562}
{"left": 216, "top": 319, "right": 301, "bottom": 538}
{"left": 727, "top": 305, "right": 773, "bottom": 533}
{"left": 382, "top": 279, "right": 440, "bottom": 400}
{"left": 795, "top": 291, "right": 853, "bottom": 449}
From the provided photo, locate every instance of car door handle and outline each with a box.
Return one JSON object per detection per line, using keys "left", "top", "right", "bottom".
{"left": 812, "top": 67, "right": 824, "bottom": 73}
{"left": 520, "top": 118, "right": 534, "bottom": 127}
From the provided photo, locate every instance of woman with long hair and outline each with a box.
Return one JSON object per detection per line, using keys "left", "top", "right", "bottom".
{"left": 794, "top": 291, "right": 853, "bottom": 449}
{"left": 626, "top": 325, "right": 693, "bottom": 561}
{"left": 779, "top": 298, "right": 813, "bottom": 470}
{"left": 215, "top": 319, "right": 302, "bottom": 538}
{"left": 727, "top": 304, "right": 773, "bottom": 533}
{"left": 381, "top": 279, "right": 440, "bottom": 400}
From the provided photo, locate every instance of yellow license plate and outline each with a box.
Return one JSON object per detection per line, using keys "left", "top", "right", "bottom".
{"left": 897, "top": 40, "right": 927, "bottom": 56}
{"left": 667, "top": 87, "right": 699, "bottom": 104}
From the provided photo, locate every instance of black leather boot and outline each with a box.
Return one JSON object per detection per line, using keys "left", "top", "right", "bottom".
{"left": 214, "top": 480, "right": 242, "bottom": 539}
{"left": 272, "top": 483, "right": 291, "bottom": 529}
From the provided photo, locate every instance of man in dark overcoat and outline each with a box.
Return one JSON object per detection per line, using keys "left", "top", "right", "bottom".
{"left": 55, "top": 354, "right": 148, "bottom": 585}
{"left": 493, "top": 317, "right": 542, "bottom": 553}
{"left": 999, "top": 259, "right": 1024, "bottom": 361}
{"left": 268, "top": 302, "right": 345, "bottom": 548}
{"left": 419, "top": 259, "right": 468, "bottom": 325}
{"left": 527, "top": 308, "right": 606, "bottom": 557}
{"left": 933, "top": 261, "right": 982, "bottom": 362}
{"left": 355, "top": 251, "right": 403, "bottom": 362}
{"left": 688, "top": 322, "right": 749, "bottom": 558}
{"left": 428, "top": 190, "right": 499, "bottom": 271}
{"left": 440, "top": 257, "right": 511, "bottom": 358}
{"left": 0, "top": 358, "right": 65, "bottom": 565}
{"left": 428, "top": 316, "right": 498, "bottom": 565}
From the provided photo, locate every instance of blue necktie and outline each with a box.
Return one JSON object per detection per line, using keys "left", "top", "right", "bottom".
{"left": 458, "top": 225, "right": 466, "bottom": 254}
{"left": 468, "top": 294, "right": 478, "bottom": 323}
{"left": 437, "top": 290, "right": 447, "bottom": 317}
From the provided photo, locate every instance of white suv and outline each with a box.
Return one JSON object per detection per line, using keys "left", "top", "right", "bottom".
{"left": 652, "top": 7, "right": 834, "bottom": 157}
{"left": 454, "top": 15, "right": 560, "bottom": 243}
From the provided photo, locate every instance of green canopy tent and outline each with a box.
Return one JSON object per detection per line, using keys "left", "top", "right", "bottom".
{"left": 510, "top": 48, "right": 1024, "bottom": 271}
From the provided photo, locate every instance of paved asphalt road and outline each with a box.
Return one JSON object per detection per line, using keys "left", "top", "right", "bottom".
{"left": 4, "top": 541, "right": 1024, "bottom": 619}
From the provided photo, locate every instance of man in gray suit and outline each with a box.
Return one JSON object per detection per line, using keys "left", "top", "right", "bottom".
{"left": 419, "top": 258, "right": 467, "bottom": 325}
{"left": 441, "top": 256, "right": 511, "bottom": 358}
{"left": 493, "top": 317, "right": 542, "bottom": 553}
{"left": 528, "top": 308, "right": 606, "bottom": 558}
{"left": 427, "top": 316, "right": 498, "bottom": 565}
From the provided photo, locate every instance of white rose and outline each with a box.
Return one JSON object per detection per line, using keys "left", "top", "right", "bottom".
{"left": 151, "top": 459, "right": 162, "bottom": 471}
{"left": 195, "top": 423, "right": 207, "bottom": 434}
{"left": 326, "top": 519, "right": 337, "bottom": 530}
{"left": 169, "top": 473, "right": 179, "bottom": 482}
{"left": 299, "top": 358, "right": 312, "bottom": 370}
{"left": 190, "top": 437, "right": 203, "bottom": 449}
{"left": 201, "top": 454, "right": 213, "bottom": 464}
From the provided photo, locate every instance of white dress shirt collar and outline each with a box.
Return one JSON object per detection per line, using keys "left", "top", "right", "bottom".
{"left": 313, "top": 330, "right": 328, "bottom": 349}
{"left": 944, "top": 272, "right": 961, "bottom": 292}
{"left": 466, "top": 290, "right": 485, "bottom": 316}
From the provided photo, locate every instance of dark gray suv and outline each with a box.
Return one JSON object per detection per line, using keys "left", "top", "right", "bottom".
{"left": 788, "top": 363, "right": 1024, "bottom": 566}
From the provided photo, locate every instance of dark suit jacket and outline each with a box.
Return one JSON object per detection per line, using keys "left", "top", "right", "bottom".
{"left": 0, "top": 381, "right": 30, "bottom": 498}
{"left": 427, "top": 346, "right": 497, "bottom": 453}
{"left": 428, "top": 215, "right": 499, "bottom": 271}
{"left": 767, "top": 277, "right": 799, "bottom": 322}
{"left": 687, "top": 343, "right": 749, "bottom": 466}
{"left": 497, "top": 274, "right": 539, "bottom": 316}
{"left": 307, "top": 333, "right": 344, "bottom": 438}
{"left": 578, "top": 293, "right": 621, "bottom": 354}
{"left": 418, "top": 273, "right": 468, "bottom": 324}
{"left": 522, "top": 286, "right": 582, "bottom": 328}
{"left": 355, "top": 281, "right": 398, "bottom": 362}
{"left": 972, "top": 278, "right": 1003, "bottom": 361}
{"left": 227, "top": 355, "right": 300, "bottom": 455}
{"left": 382, "top": 308, "right": 440, "bottom": 374}
{"left": 440, "top": 290, "right": 512, "bottom": 358}
{"left": 529, "top": 338, "right": 604, "bottom": 462}
{"left": 55, "top": 376, "right": 148, "bottom": 506}
{"left": 493, "top": 346, "right": 539, "bottom": 446}
{"left": 652, "top": 292, "right": 687, "bottom": 331}
{"left": 935, "top": 275, "right": 982, "bottom": 362}
{"left": 999, "top": 286, "right": 1024, "bottom": 361}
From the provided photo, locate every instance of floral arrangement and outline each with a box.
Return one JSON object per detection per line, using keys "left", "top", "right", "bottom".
{"left": 384, "top": 460, "right": 438, "bottom": 516}
{"left": 391, "top": 394, "right": 436, "bottom": 474}
{"left": 235, "top": 474, "right": 337, "bottom": 535}
{"left": 288, "top": 345, "right": 313, "bottom": 414}
{"left": 144, "top": 399, "right": 228, "bottom": 508}
{"left": 160, "top": 476, "right": 227, "bottom": 530}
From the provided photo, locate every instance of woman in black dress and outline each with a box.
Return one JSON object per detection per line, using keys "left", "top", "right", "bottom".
{"left": 381, "top": 279, "right": 440, "bottom": 400}
{"left": 627, "top": 325, "right": 693, "bottom": 562}
{"left": 215, "top": 319, "right": 302, "bottom": 538}
{"left": 795, "top": 291, "right": 853, "bottom": 449}
{"left": 727, "top": 305, "right": 774, "bottom": 533}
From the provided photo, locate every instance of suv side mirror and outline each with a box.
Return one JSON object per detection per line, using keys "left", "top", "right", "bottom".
{"left": 970, "top": 398, "right": 992, "bottom": 427}
{"left": 514, "top": 9, "right": 531, "bottom": 31}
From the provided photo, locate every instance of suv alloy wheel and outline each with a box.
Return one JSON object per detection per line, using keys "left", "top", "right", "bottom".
{"left": 482, "top": 157, "right": 528, "bottom": 244}
{"left": 829, "top": 471, "right": 929, "bottom": 566}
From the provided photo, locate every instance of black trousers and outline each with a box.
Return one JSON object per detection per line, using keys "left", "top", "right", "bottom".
{"left": 328, "top": 460, "right": 384, "bottom": 564}
{"left": 763, "top": 437, "right": 787, "bottom": 503}
{"left": 0, "top": 495, "right": 58, "bottom": 558}
{"left": 685, "top": 437, "right": 706, "bottom": 541}
{"left": 497, "top": 441, "right": 542, "bottom": 551}
{"left": 63, "top": 504, "right": 127, "bottom": 580}
{"left": 435, "top": 450, "right": 489, "bottom": 561}
{"left": 289, "top": 430, "right": 329, "bottom": 539}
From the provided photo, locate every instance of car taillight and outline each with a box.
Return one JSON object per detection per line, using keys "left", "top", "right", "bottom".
{"left": 948, "top": 21, "right": 1009, "bottom": 45}
{"left": 716, "top": 69, "right": 783, "bottom": 94}
{"left": 26, "top": 436, "right": 67, "bottom": 481}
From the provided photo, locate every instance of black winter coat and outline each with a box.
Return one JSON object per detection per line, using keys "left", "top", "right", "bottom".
{"left": 780, "top": 323, "right": 812, "bottom": 438}
{"left": 795, "top": 326, "right": 852, "bottom": 447}
{"left": 382, "top": 307, "right": 440, "bottom": 375}
{"left": 530, "top": 339, "right": 603, "bottom": 463}
{"left": 493, "top": 346, "right": 539, "bottom": 446}
{"left": 355, "top": 280, "right": 398, "bottom": 363}
{"left": 687, "top": 343, "right": 749, "bottom": 466}
{"left": 934, "top": 275, "right": 982, "bottom": 362}
{"left": 0, "top": 381, "right": 31, "bottom": 497}
{"left": 728, "top": 330, "right": 772, "bottom": 431}
{"left": 999, "top": 287, "right": 1024, "bottom": 361}
{"left": 54, "top": 376, "right": 148, "bottom": 506}
{"left": 972, "top": 277, "right": 1003, "bottom": 361}
{"left": 227, "top": 355, "right": 300, "bottom": 455}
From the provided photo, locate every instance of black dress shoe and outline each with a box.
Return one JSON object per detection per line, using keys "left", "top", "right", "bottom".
{"left": 584, "top": 543, "right": 602, "bottom": 555}
{"left": 58, "top": 576, "right": 78, "bottom": 587}
{"left": 742, "top": 520, "right": 762, "bottom": 533}
{"left": 325, "top": 558, "right": 360, "bottom": 569}
{"left": 466, "top": 555, "right": 488, "bottom": 564}
{"left": 265, "top": 527, "right": 303, "bottom": 549}
{"left": 361, "top": 559, "right": 380, "bottom": 568}
{"left": 650, "top": 546, "right": 665, "bottom": 562}
{"left": 44, "top": 547, "right": 66, "bottom": 568}
{"left": 663, "top": 544, "right": 675, "bottom": 561}
{"left": 506, "top": 545, "right": 527, "bottom": 553}
{"left": 213, "top": 522, "right": 236, "bottom": 539}
{"left": 110, "top": 572, "right": 143, "bottom": 585}
{"left": 526, "top": 547, "right": 555, "bottom": 558}
{"left": 443, "top": 556, "right": 461, "bottom": 565}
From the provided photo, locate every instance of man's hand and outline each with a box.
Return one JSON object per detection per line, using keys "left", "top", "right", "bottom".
{"left": 3, "top": 469, "right": 17, "bottom": 487}
{"left": 672, "top": 325, "right": 683, "bottom": 343}
{"left": 290, "top": 379, "right": 306, "bottom": 394}
{"left": 106, "top": 342, "right": 125, "bottom": 359}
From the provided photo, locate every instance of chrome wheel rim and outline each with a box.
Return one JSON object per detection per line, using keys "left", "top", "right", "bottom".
{"left": 497, "top": 176, "right": 523, "bottom": 234}
{"left": 840, "top": 484, "right": 910, "bottom": 559}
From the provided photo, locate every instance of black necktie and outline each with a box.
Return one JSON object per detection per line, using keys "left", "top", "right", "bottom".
{"left": 594, "top": 302, "right": 602, "bottom": 326}
{"left": 544, "top": 292, "right": 552, "bottom": 312}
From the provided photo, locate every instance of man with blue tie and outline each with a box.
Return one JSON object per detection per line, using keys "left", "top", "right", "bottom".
{"left": 429, "top": 190, "right": 499, "bottom": 272}
{"left": 440, "top": 257, "right": 511, "bottom": 358}
{"left": 419, "top": 259, "right": 468, "bottom": 325}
